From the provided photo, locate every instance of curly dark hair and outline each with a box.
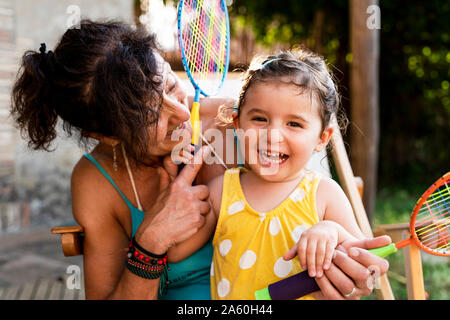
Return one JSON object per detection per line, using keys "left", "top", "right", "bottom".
{"left": 11, "top": 19, "right": 164, "bottom": 163}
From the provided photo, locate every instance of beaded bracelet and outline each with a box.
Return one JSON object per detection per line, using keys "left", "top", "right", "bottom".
{"left": 125, "top": 237, "right": 169, "bottom": 295}
{"left": 131, "top": 237, "right": 167, "bottom": 260}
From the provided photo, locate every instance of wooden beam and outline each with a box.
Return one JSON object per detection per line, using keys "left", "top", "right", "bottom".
{"left": 330, "top": 118, "right": 394, "bottom": 300}
{"left": 349, "top": 0, "right": 380, "bottom": 222}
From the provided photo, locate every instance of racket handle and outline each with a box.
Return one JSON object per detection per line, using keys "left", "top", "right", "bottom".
{"left": 255, "top": 244, "right": 399, "bottom": 300}
{"left": 255, "top": 271, "right": 319, "bottom": 300}
{"left": 368, "top": 243, "right": 398, "bottom": 258}
{"left": 191, "top": 101, "right": 200, "bottom": 145}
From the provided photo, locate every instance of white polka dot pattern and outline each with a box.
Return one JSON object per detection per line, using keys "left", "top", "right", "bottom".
{"left": 291, "top": 225, "right": 309, "bottom": 243}
{"left": 239, "top": 250, "right": 257, "bottom": 269}
{"left": 228, "top": 200, "right": 245, "bottom": 215}
{"left": 269, "top": 217, "right": 281, "bottom": 236}
{"left": 274, "top": 257, "right": 293, "bottom": 278}
{"left": 219, "top": 239, "right": 232, "bottom": 256}
{"left": 289, "top": 189, "right": 306, "bottom": 202}
{"left": 217, "top": 278, "right": 230, "bottom": 298}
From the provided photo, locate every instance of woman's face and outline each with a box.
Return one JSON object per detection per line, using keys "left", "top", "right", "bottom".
{"left": 147, "top": 56, "right": 193, "bottom": 157}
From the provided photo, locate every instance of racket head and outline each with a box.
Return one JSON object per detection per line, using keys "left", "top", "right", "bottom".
{"left": 177, "top": 0, "right": 230, "bottom": 97}
{"left": 410, "top": 172, "right": 450, "bottom": 257}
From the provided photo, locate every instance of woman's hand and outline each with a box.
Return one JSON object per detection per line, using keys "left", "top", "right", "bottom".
{"left": 134, "top": 146, "right": 211, "bottom": 254}
{"left": 312, "top": 236, "right": 391, "bottom": 300}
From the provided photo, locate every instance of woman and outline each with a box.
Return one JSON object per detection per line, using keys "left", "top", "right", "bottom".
{"left": 11, "top": 20, "right": 389, "bottom": 300}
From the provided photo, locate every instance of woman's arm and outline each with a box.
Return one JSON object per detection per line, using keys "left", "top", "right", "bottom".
{"left": 167, "top": 173, "right": 224, "bottom": 262}
{"left": 72, "top": 160, "right": 161, "bottom": 299}
{"left": 73, "top": 146, "right": 212, "bottom": 299}
{"left": 167, "top": 201, "right": 216, "bottom": 262}
{"left": 189, "top": 95, "right": 235, "bottom": 120}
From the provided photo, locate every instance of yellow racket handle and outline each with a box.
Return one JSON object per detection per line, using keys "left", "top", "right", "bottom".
{"left": 191, "top": 101, "right": 200, "bottom": 145}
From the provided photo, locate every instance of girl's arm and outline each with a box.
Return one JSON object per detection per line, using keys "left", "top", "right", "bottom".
{"left": 284, "top": 176, "right": 364, "bottom": 278}
{"left": 305, "top": 177, "right": 365, "bottom": 276}
{"left": 316, "top": 176, "right": 365, "bottom": 239}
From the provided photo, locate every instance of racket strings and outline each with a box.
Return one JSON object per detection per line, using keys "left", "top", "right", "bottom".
{"left": 186, "top": 19, "right": 226, "bottom": 77}
{"left": 181, "top": 0, "right": 228, "bottom": 83}
{"left": 414, "top": 180, "right": 450, "bottom": 252}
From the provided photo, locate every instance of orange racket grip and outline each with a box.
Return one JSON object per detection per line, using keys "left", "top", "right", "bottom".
{"left": 191, "top": 101, "right": 200, "bottom": 145}
{"left": 394, "top": 237, "right": 413, "bottom": 250}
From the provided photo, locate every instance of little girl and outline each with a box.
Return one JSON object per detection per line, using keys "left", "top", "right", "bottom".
{"left": 168, "top": 49, "right": 365, "bottom": 300}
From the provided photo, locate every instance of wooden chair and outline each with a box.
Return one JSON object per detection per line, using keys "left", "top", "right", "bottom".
{"left": 51, "top": 123, "right": 425, "bottom": 300}
{"left": 51, "top": 225, "right": 84, "bottom": 257}
{"left": 330, "top": 122, "right": 425, "bottom": 300}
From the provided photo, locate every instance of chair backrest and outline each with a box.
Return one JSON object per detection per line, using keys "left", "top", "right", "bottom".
{"left": 329, "top": 121, "right": 395, "bottom": 300}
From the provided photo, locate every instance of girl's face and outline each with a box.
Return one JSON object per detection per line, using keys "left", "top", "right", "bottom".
{"left": 235, "top": 82, "right": 333, "bottom": 182}
{"left": 147, "top": 56, "right": 193, "bottom": 157}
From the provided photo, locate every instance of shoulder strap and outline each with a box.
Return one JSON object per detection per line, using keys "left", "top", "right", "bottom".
{"left": 121, "top": 144, "right": 143, "bottom": 211}
{"left": 219, "top": 168, "right": 246, "bottom": 215}
{"left": 83, "top": 153, "right": 134, "bottom": 210}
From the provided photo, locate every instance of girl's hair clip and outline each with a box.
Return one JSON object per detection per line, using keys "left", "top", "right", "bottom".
{"left": 261, "top": 58, "right": 281, "bottom": 68}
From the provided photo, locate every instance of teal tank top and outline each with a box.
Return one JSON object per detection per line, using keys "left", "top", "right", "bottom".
{"left": 83, "top": 154, "right": 212, "bottom": 300}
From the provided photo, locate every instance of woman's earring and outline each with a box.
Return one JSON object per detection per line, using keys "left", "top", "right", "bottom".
{"left": 113, "top": 145, "right": 118, "bottom": 171}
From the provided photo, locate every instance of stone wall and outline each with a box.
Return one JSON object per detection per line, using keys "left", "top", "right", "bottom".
{"left": 0, "top": 0, "right": 331, "bottom": 234}
{"left": 0, "top": 0, "right": 135, "bottom": 234}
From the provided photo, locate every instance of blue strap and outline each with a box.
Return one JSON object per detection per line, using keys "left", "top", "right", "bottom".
{"left": 83, "top": 153, "right": 134, "bottom": 210}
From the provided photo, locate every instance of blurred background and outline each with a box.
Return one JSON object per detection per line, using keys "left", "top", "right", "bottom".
{"left": 0, "top": 0, "right": 448, "bottom": 299}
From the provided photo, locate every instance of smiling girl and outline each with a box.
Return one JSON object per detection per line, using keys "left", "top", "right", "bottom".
{"left": 168, "top": 49, "right": 367, "bottom": 299}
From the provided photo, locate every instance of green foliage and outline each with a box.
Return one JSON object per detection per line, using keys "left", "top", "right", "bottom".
{"left": 379, "top": 0, "right": 450, "bottom": 188}
{"left": 368, "top": 188, "right": 449, "bottom": 300}
{"left": 229, "top": 0, "right": 348, "bottom": 63}
{"left": 229, "top": 0, "right": 450, "bottom": 190}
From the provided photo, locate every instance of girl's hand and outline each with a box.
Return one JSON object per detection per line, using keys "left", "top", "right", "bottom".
{"left": 284, "top": 221, "right": 340, "bottom": 278}
{"left": 312, "top": 236, "right": 391, "bottom": 300}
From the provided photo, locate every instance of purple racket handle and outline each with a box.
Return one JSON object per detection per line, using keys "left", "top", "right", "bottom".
{"left": 255, "top": 270, "right": 319, "bottom": 300}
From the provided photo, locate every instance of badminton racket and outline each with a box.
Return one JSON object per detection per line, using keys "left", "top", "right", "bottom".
{"left": 177, "top": 0, "right": 230, "bottom": 150}
{"left": 255, "top": 172, "right": 450, "bottom": 300}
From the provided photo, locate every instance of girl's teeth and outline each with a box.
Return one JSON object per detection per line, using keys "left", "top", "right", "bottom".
{"left": 261, "top": 151, "right": 288, "bottom": 163}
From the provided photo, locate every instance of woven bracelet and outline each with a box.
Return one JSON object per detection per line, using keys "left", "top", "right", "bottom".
{"left": 128, "top": 237, "right": 168, "bottom": 266}
{"left": 132, "top": 237, "right": 167, "bottom": 259}
{"left": 125, "top": 258, "right": 165, "bottom": 279}
{"left": 125, "top": 237, "right": 169, "bottom": 296}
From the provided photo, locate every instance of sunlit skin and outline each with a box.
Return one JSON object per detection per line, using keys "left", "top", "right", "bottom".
{"left": 232, "top": 82, "right": 332, "bottom": 211}
{"left": 71, "top": 54, "right": 389, "bottom": 300}
{"left": 236, "top": 82, "right": 331, "bottom": 181}
{"left": 72, "top": 53, "right": 234, "bottom": 299}
{"left": 166, "top": 78, "right": 390, "bottom": 300}
{"left": 145, "top": 56, "right": 193, "bottom": 158}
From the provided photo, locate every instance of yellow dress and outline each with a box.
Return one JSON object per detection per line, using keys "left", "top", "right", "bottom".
{"left": 211, "top": 167, "right": 322, "bottom": 300}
